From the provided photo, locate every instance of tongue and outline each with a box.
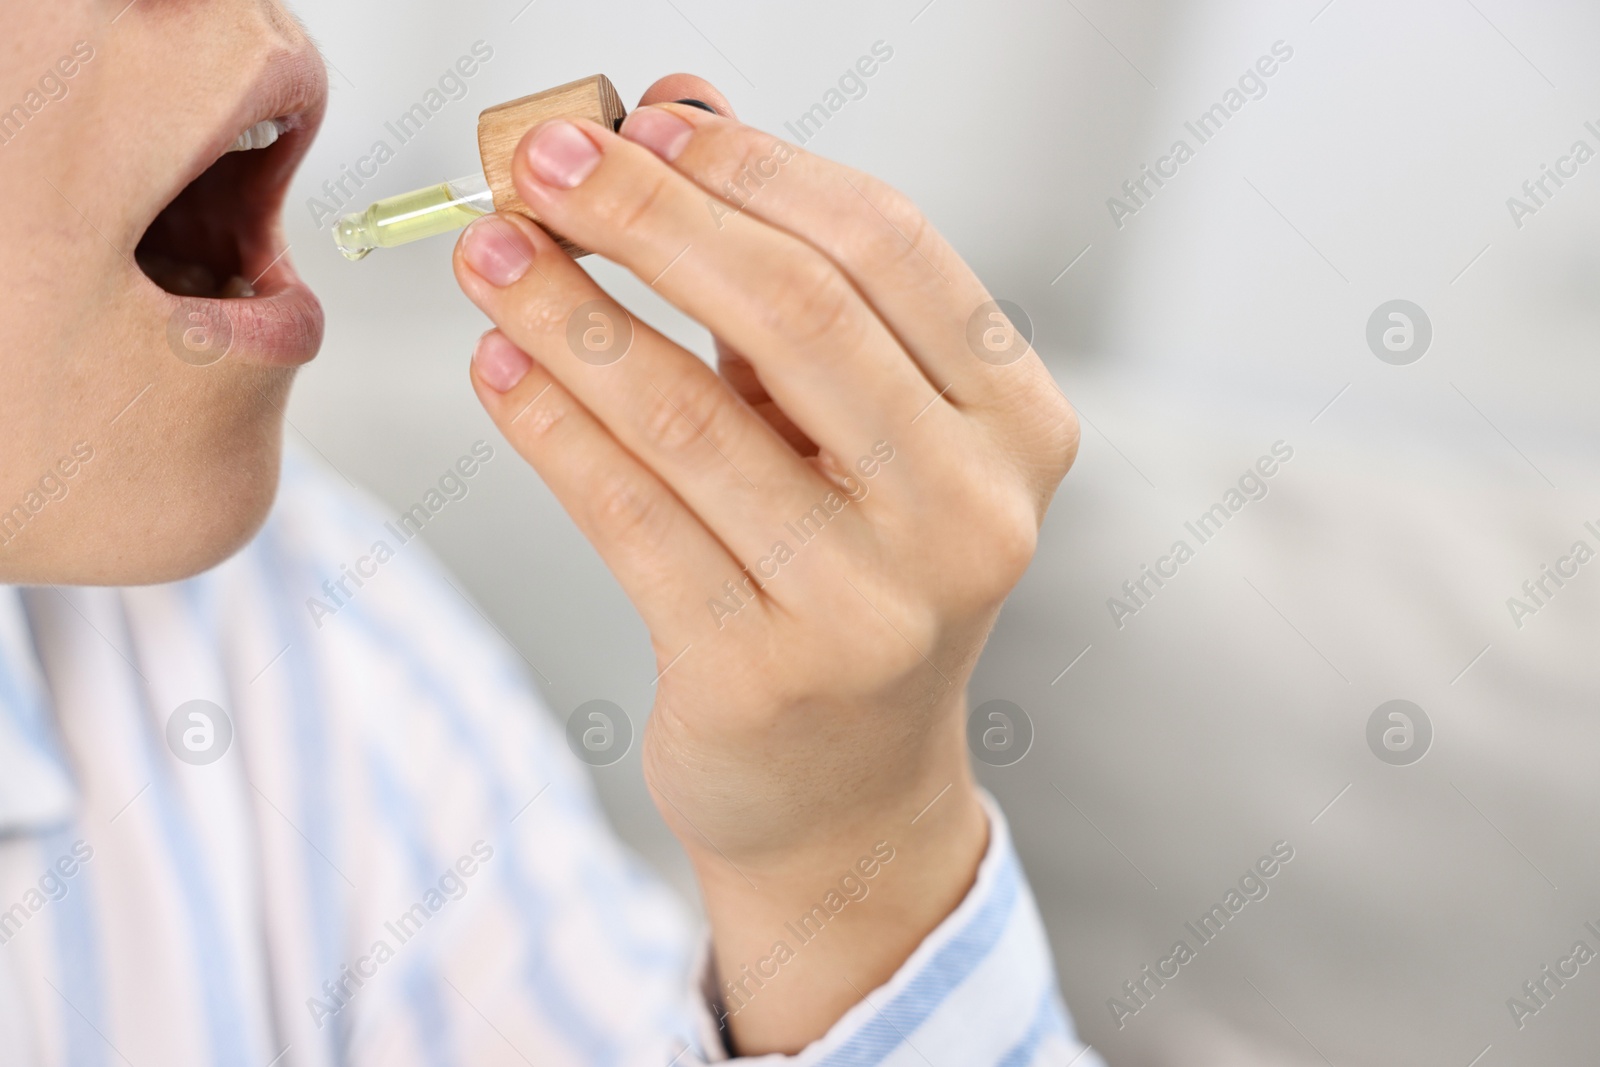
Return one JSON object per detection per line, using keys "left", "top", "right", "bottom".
{"left": 137, "top": 252, "right": 256, "bottom": 298}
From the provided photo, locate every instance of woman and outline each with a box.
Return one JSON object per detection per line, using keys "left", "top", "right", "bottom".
{"left": 0, "top": 2, "right": 1092, "bottom": 1064}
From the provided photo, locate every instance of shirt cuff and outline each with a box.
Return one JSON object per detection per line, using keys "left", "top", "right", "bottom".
{"left": 686, "top": 791, "right": 1099, "bottom": 1066}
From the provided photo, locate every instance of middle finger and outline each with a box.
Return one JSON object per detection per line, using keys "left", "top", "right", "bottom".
{"left": 502, "top": 118, "right": 965, "bottom": 471}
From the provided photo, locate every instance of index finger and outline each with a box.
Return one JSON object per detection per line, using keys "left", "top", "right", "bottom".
{"left": 616, "top": 102, "right": 1059, "bottom": 418}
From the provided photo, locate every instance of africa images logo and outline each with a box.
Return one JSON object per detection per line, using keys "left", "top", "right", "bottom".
{"left": 165, "top": 700, "right": 234, "bottom": 765}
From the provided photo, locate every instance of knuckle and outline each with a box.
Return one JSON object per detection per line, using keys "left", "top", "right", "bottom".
{"left": 983, "top": 504, "right": 1040, "bottom": 590}
{"left": 640, "top": 373, "right": 740, "bottom": 459}
{"left": 1049, "top": 395, "right": 1083, "bottom": 476}
{"left": 515, "top": 392, "right": 568, "bottom": 444}
{"left": 758, "top": 255, "right": 863, "bottom": 353}
{"left": 860, "top": 176, "right": 919, "bottom": 227}
{"left": 515, "top": 295, "right": 570, "bottom": 339}
{"left": 847, "top": 178, "right": 934, "bottom": 272}
{"left": 640, "top": 388, "right": 701, "bottom": 454}
{"left": 1019, "top": 382, "right": 1082, "bottom": 482}
{"left": 989, "top": 376, "right": 1081, "bottom": 493}
{"left": 683, "top": 381, "right": 746, "bottom": 460}
{"left": 939, "top": 478, "right": 1040, "bottom": 600}
{"left": 591, "top": 474, "right": 673, "bottom": 545}
{"left": 701, "top": 127, "right": 790, "bottom": 206}
{"left": 602, "top": 171, "right": 673, "bottom": 237}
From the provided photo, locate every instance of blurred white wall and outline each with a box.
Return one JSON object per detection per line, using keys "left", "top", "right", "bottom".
{"left": 284, "top": 0, "right": 1600, "bottom": 1063}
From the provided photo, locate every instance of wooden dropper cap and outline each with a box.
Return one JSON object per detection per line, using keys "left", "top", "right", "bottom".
{"left": 476, "top": 75, "right": 627, "bottom": 258}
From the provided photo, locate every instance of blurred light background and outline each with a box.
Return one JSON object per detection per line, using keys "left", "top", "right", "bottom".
{"left": 284, "top": 0, "right": 1600, "bottom": 1062}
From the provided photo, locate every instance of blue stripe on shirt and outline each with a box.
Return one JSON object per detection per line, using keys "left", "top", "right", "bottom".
{"left": 816, "top": 849, "right": 1021, "bottom": 1067}
{"left": 44, "top": 826, "right": 106, "bottom": 1067}
{"left": 364, "top": 747, "right": 457, "bottom": 1067}
{"left": 405, "top": 567, "right": 686, "bottom": 973}
{"left": 116, "top": 600, "right": 255, "bottom": 1067}
{"left": 256, "top": 523, "right": 350, "bottom": 1062}
{"left": 0, "top": 599, "right": 63, "bottom": 764}
{"left": 997, "top": 986, "right": 1070, "bottom": 1067}
{"left": 333, "top": 592, "right": 623, "bottom": 1066}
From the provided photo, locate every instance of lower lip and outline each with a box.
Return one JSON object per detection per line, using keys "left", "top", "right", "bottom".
{"left": 159, "top": 268, "right": 325, "bottom": 369}
{"left": 234, "top": 271, "right": 325, "bottom": 367}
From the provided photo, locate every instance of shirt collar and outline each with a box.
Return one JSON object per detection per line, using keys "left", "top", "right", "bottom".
{"left": 0, "top": 587, "right": 76, "bottom": 836}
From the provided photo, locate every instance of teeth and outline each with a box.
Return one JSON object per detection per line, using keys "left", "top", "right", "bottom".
{"left": 226, "top": 118, "right": 287, "bottom": 154}
{"left": 221, "top": 275, "right": 257, "bottom": 299}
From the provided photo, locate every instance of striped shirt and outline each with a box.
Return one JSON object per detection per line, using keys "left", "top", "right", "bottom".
{"left": 0, "top": 450, "right": 1097, "bottom": 1067}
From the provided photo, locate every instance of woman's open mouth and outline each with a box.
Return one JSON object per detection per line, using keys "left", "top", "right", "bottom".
{"left": 137, "top": 118, "right": 294, "bottom": 299}
{"left": 136, "top": 47, "right": 328, "bottom": 367}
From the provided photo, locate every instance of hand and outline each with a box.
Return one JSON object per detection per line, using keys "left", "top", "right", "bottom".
{"left": 452, "top": 75, "right": 1078, "bottom": 1055}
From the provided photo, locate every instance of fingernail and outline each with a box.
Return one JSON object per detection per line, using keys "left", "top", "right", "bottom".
{"left": 619, "top": 107, "right": 695, "bottom": 162}
{"left": 524, "top": 120, "right": 602, "bottom": 188}
{"left": 461, "top": 216, "right": 533, "bottom": 287}
{"left": 473, "top": 331, "right": 532, "bottom": 393}
{"left": 674, "top": 98, "right": 717, "bottom": 113}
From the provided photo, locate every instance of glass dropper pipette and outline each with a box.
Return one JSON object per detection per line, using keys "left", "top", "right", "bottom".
{"left": 332, "top": 173, "right": 495, "bottom": 261}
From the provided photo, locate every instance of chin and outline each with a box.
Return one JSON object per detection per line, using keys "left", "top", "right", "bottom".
{"left": 142, "top": 435, "right": 288, "bottom": 586}
{"left": 0, "top": 401, "right": 288, "bottom": 588}
{"left": 128, "top": 395, "right": 292, "bottom": 587}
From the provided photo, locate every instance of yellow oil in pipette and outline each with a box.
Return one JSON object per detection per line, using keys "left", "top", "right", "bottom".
{"left": 333, "top": 174, "right": 495, "bottom": 261}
